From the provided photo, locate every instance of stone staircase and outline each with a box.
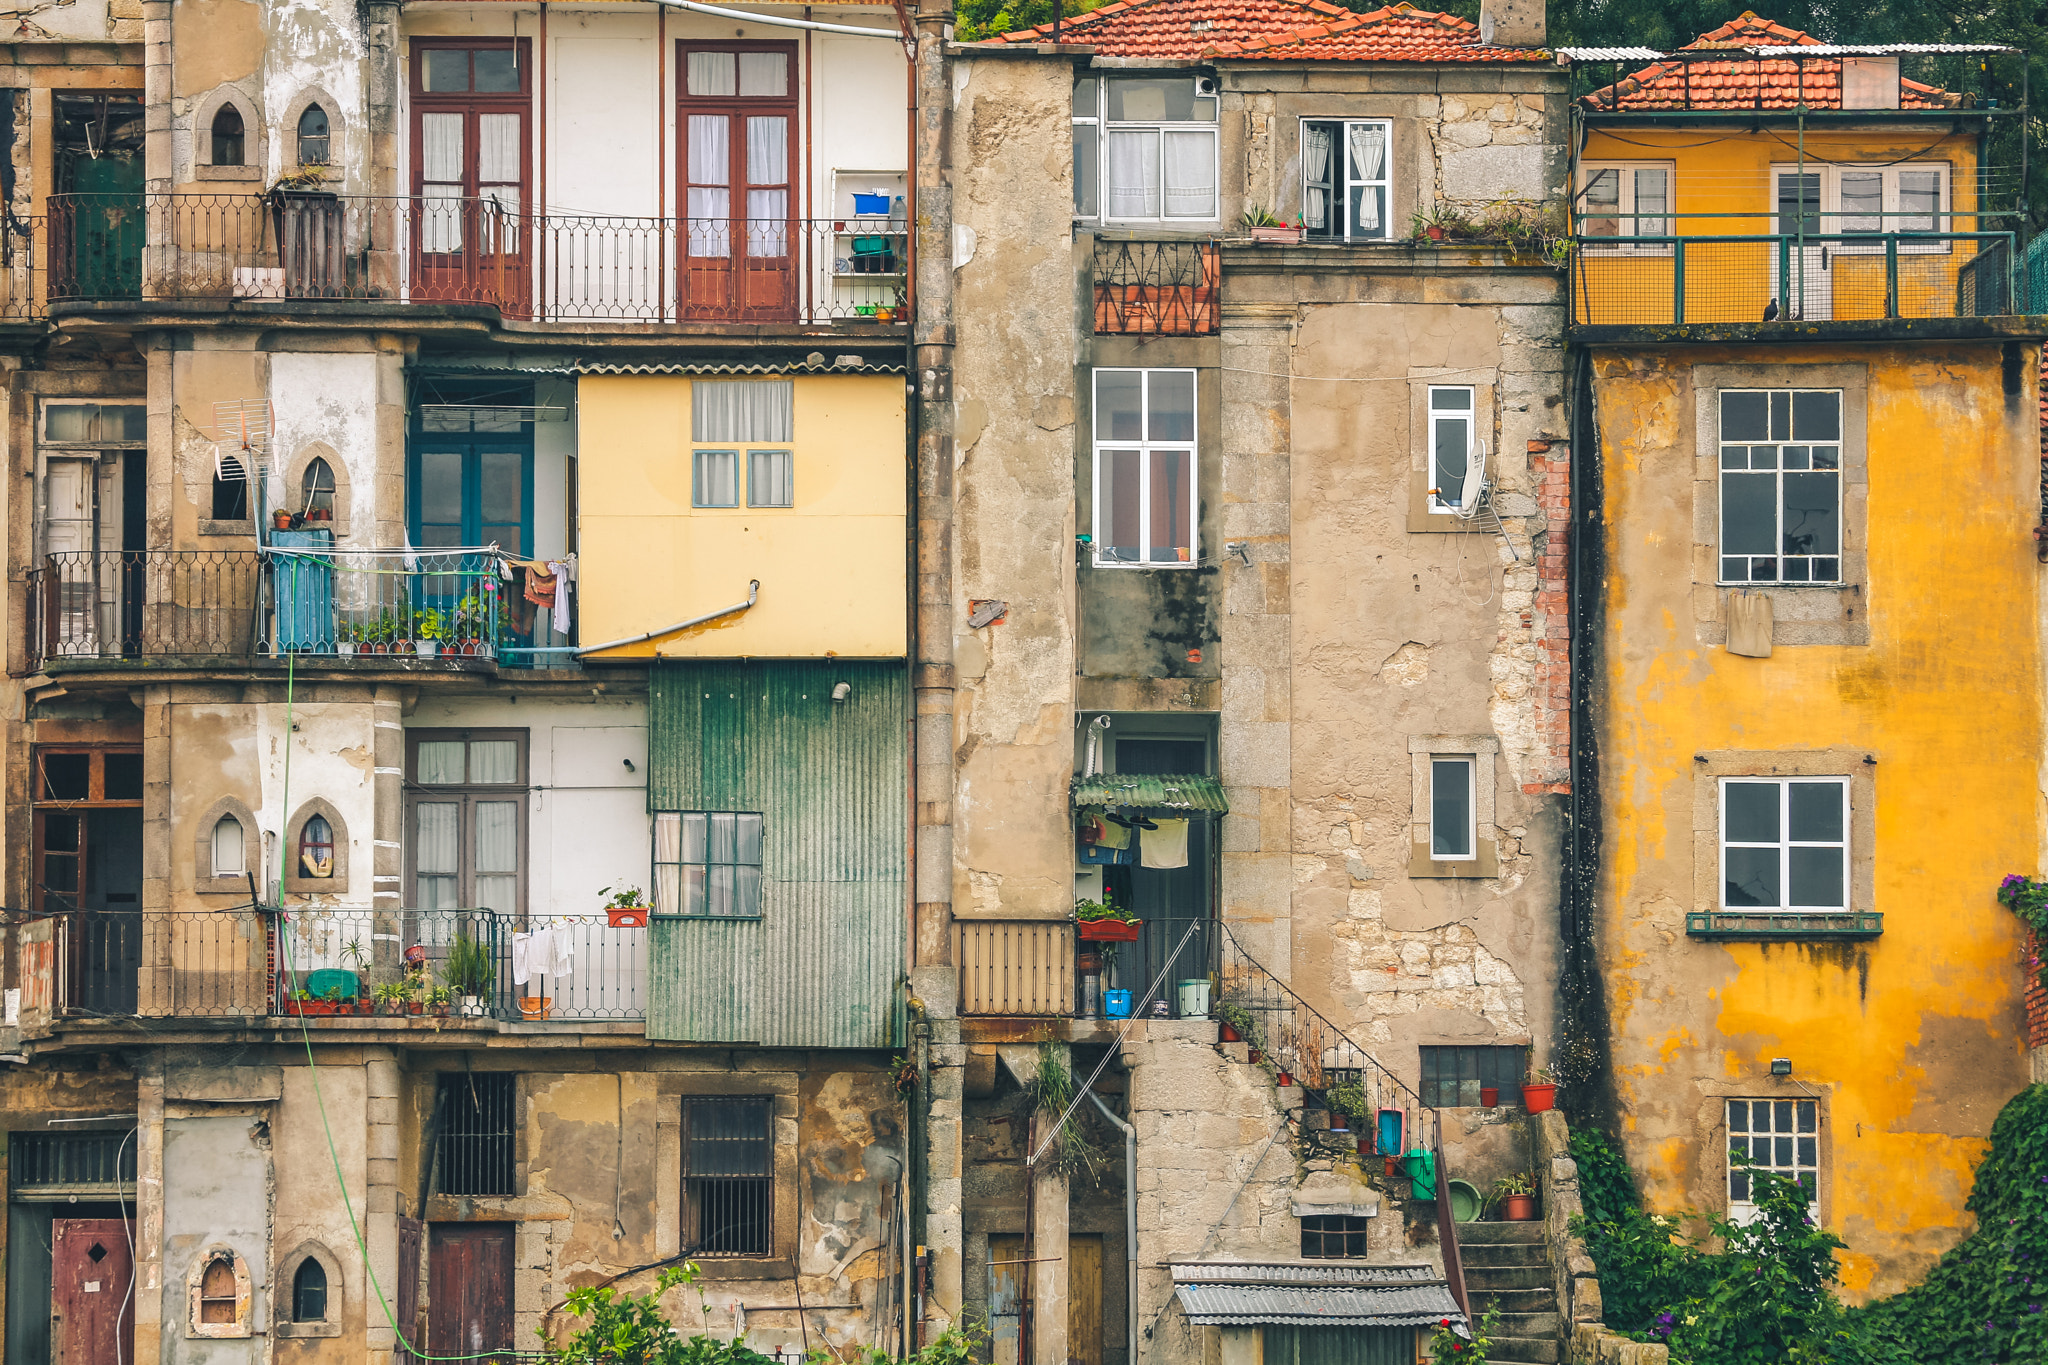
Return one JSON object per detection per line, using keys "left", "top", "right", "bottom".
{"left": 1458, "top": 1219, "right": 1560, "bottom": 1364}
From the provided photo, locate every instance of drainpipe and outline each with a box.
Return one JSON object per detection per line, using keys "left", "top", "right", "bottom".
{"left": 1084, "top": 1090, "right": 1137, "bottom": 1365}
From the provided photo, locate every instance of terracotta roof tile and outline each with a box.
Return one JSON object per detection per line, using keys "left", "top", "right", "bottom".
{"left": 1205, "top": 3, "right": 1549, "bottom": 61}
{"left": 984, "top": 0, "right": 1411, "bottom": 58}
{"left": 1582, "top": 11, "right": 1959, "bottom": 110}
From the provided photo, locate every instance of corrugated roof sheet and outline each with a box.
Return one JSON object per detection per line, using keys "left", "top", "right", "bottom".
{"left": 1579, "top": 13, "right": 1961, "bottom": 110}
{"left": 1072, "top": 773, "right": 1229, "bottom": 813}
{"left": 1174, "top": 1262, "right": 1440, "bottom": 1285}
{"left": 1557, "top": 46, "right": 1664, "bottom": 60}
{"left": 1207, "top": 4, "right": 1550, "bottom": 62}
{"left": 576, "top": 359, "right": 906, "bottom": 375}
{"left": 1173, "top": 1277, "right": 1462, "bottom": 1328}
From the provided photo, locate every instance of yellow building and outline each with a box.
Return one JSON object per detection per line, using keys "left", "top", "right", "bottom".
{"left": 1567, "top": 16, "right": 2042, "bottom": 1298}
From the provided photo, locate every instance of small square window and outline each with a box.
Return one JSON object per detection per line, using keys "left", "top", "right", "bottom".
{"left": 1299, "top": 1215, "right": 1371, "bottom": 1258}
{"left": 747, "top": 450, "right": 793, "bottom": 507}
{"left": 1726, "top": 1096, "right": 1819, "bottom": 1223}
{"left": 654, "top": 811, "right": 764, "bottom": 918}
{"left": 693, "top": 450, "right": 740, "bottom": 508}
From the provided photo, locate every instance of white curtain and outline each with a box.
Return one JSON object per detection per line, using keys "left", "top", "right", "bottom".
{"left": 1347, "top": 124, "right": 1386, "bottom": 233}
{"left": 746, "top": 117, "right": 789, "bottom": 256}
{"left": 1303, "top": 125, "right": 1332, "bottom": 230}
{"left": 212, "top": 816, "right": 244, "bottom": 877}
{"left": 421, "top": 113, "right": 463, "bottom": 183}
{"left": 1162, "top": 131, "right": 1215, "bottom": 219}
{"left": 478, "top": 114, "right": 520, "bottom": 186}
{"left": 746, "top": 117, "right": 788, "bottom": 186}
{"left": 692, "top": 379, "right": 793, "bottom": 442}
{"left": 417, "top": 740, "right": 465, "bottom": 784}
{"left": 470, "top": 740, "right": 517, "bottom": 784}
{"left": 694, "top": 450, "right": 739, "bottom": 506}
{"left": 687, "top": 116, "right": 732, "bottom": 257}
{"left": 738, "top": 52, "right": 787, "bottom": 96}
{"left": 415, "top": 803, "right": 459, "bottom": 909}
{"left": 653, "top": 813, "right": 682, "bottom": 915}
{"left": 1106, "top": 131, "right": 1159, "bottom": 219}
{"left": 688, "top": 51, "right": 736, "bottom": 97}
{"left": 1898, "top": 170, "right": 1939, "bottom": 231}
{"left": 749, "top": 449, "right": 794, "bottom": 507}
{"left": 474, "top": 801, "right": 517, "bottom": 912}
{"left": 1633, "top": 168, "right": 1669, "bottom": 236}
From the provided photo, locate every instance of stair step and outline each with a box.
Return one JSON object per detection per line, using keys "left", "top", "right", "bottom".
{"left": 1457, "top": 1241, "right": 1550, "bottom": 1268}
{"left": 1485, "top": 1338, "right": 1560, "bottom": 1365}
{"left": 1469, "top": 1288, "right": 1558, "bottom": 1315}
{"left": 1462, "top": 1266, "right": 1552, "bottom": 1292}
{"left": 1454, "top": 1220, "right": 1546, "bottom": 1244}
{"left": 1493, "top": 1312, "right": 1560, "bottom": 1337}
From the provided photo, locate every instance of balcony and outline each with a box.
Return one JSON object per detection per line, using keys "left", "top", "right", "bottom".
{"left": 1572, "top": 217, "right": 2018, "bottom": 327}
{"left": 26, "top": 548, "right": 561, "bottom": 671}
{"left": 1092, "top": 240, "right": 1219, "bottom": 336}
{"left": 29, "top": 193, "right": 909, "bottom": 327}
{"left": 15, "top": 907, "right": 646, "bottom": 1027}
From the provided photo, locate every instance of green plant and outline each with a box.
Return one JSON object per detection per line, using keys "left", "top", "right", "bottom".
{"left": 1998, "top": 875, "right": 2048, "bottom": 987}
{"left": 413, "top": 608, "right": 447, "bottom": 642}
{"left": 1214, "top": 1000, "right": 1256, "bottom": 1040}
{"left": 1324, "top": 1081, "right": 1366, "bottom": 1119}
{"left": 1241, "top": 203, "right": 1290, "bottom": 229}
{"left": 1411, "top": 202, "right": 1475, "bottom": 240}
{"left": 426, "top": 985, "right": 452, "bottom": 1008}
{"left": 1428, "top": 1302, "right": 1500, "bottom": 1365}
{"left": 444, "top": 931, "right": 495, "bottom": 996}
{"left": 889, "top": 1054, "right": 919, "bottom": 1095}
{"left": 601, "top": 885, "right": 649, "bottom": 909}
{"left": 453, "top": 593, "right": 487, "bottom": 641}
{"left": 1023, "top": 1038, "right": 1106, "bottom": 1183}
{"left": 341, "top": 936, "right": 368, "bottom": 977}
{"left": 1491, "top": 1171, "right": 1536, "bottom": 1200}
{"left": 270, "top": 165, "right": 329, "bottom": 194}
{"left": 1073, "top": 897, "right": 1138, "bottom": 924}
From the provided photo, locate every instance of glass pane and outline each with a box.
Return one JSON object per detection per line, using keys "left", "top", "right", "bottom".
{"left": 1898, "top": 171, "right": 1939, "bottom": 231}
{"left": 416, "top": 802, "right": 459, "bottom": 877}
{"left": 1434, "top": 416, "right": 1469, "bottom": 503}
{"left": 1148, "top": 371, "right": 1195, "bottom": 444}
{"left": 1724, "top": 846, "right": 1780, "bottom": 908}
{"left": 1431, "top": 388, "right": 1473, "bottom": 412}
{"left": 688, "top": 51, "right": 737, "bottom": 97}
{"left": 478, "top": 114, "right": 521, "bottom": 185}
{"left": 424, "top": 49, "right": 470, "bottom": 93}
{"left": 1096, "top": 371, "right": 1144, "bottom": 442}
{"left": 212, "top": 817, "right": 245, "bottom": 875}
{"left": 1162, "top": 130, "right": 1215, "bottom": 218}
{"left": 1788, "top": 782, "right": 1843, "bottom": 842}
{"left": 1727, "top": 1100, "right": 1749, "bottom": 1131}
{"left": 746, "top": 117, "right": 788, "bottom": 186}
{"left": 707, "top": 864, "right": 735, "bottom": 916}
{"left": 474, "top": 48, "right": 520, "bottom": 93}
{"left": 421, "top": 113, "right": 464, "bottom": 183}
{"left": 480, "top": 450, "right": 523, "bottom": 525}
{"left": 1107, "top": 78, "right": 1203, "bottom": 122}
{"left": 1105, "top": 130, "right": 1159, "bottom": 219}
{"left": 748, "top": 450, "right": 793, "bottom": 507}
{"left": 1633, "top": 167, "right": 1667, "bottom": 234}
{"left": 1721, "top": 472, "right": 1777, "bottom": 556}
{"left": 1769, "top": 392, "right": 1792, "bottom": 441}
{"left": 688, "top": 115, "right": 731, "bottom": 189}
{"left": 1792, "top": 390, "right": 1840, "bottom": 441}
{"left": 1072, "top": 77, "right": 1098, "bottom": 116}
{"left": 40, "top": 753, "right": 89, "bottom": 800}
{"left": 1782, "top": 473, "right": 1839, "bottom": 556}
{"left": 1148, "top": 449, "right": 1192, "bottom": 564}
{"left": 470, "top": 740, "right": 517, "bottom": 784}
{"left": 694, "top": 450, "right": 739, "bottom": 507}
{"left": 683, "top": 864, "right": 706, "bottom": 916}
{"left": 1840, "top": 171, "right": 1882, "bottom": 232}
{"left": 737, "top": 52, "right": 787, "bottom": 97}
{"left": 44, "top": 404, "right": 97, "bottom": 442}
{"left": 417, "top": 741, "right": 467, "bottom": 785}
{"left": 735, "top": 864, "right": 763, "bottom": 917}
{"left": 419, "top": 449, "right": 463, "bottom": 528}
{"left": 689, "top": 1100, "right": 771, "bottom": 1175}
{"left": 474, "top": 874, "right": 516, "bottom": 915}
{"left": 1721, "top": 391, "right": 1769, "bottom": 441}
{"left": 708, "top": 813, "right": 738, "bottom": 865}
{"left": 1074, "top": 123, "right": 1099, "bottom": 217}
{"left": 104, "top": 752, "right": 142, "bottom": 800}
{"left": 654, "top": 863, "right": 682, "bottom": 915}
{"left": 1100, "top": 448, "right": 1141, "bottom": 563}
{"left": 1431, "top": 758, "right": 1472, "bottom": 858}
{"left": 1777, "top": 173, "right": 1821, "bottom": 235}
{"left": 736, "top": 813, "right": 763, "bottom": 866}
{"left": 1724, "top": 782, "right": 1779, "bottom": 842}
{"left": 693, "top": 380, "right": 793, "bottom": 443}
{"left": 474, "top": 801, "right": 517, "bottom": 874}
{"left": 680, "top": 812, "right": 708, "bottom": 864}
{"left": 1788, "top": 846, "right": 1844, "bottom": 908}
{"left": 1730, "top": 1170, "right": 1751, "bottom": 1202}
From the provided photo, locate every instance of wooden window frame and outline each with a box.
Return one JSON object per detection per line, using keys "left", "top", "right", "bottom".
{"left": 31, "top": 746, "right": 142, "bottom": 917}
{"left": 403, "top": 729, "right": 528, "bottom": 917}
{"left": 408, "top": 39, "right": 533, "bottom": 213}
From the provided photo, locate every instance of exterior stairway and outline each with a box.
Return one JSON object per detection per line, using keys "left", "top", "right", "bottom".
{"left": 1458, "top": 1219, "right": 1561, "bottom": 1364}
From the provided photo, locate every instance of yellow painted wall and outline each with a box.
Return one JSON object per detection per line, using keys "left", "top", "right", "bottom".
{"left": 1577, "top": 124, "right": 1983, "bottom": 325}
{"left": 1591, "top": 339, "right": 2040, "bottom": 1299}
{"left": 577, "top": 373, "right": 906, "bottom": 659}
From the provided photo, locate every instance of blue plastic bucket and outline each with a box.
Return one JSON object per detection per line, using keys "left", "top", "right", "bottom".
{"left": 853, "top": 192, "right": 891, "bottom": 215}
{"left": 1103, "top": 989, "right": 1132, "bottom": 1018}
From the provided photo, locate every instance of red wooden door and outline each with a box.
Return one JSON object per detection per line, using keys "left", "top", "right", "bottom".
{"left": 428, "top": 1223, "right": 514, "bottom": 1361}
{"left": 411, "top": 41, "right": 531, "bottom": 317}
{"left": 678, "top": 43, "right": 798, "bottom": 322}
{"left": 52, "top": 1218, "right": 134, "bottom": 1365}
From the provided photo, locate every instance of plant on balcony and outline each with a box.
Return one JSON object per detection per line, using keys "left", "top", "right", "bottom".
{"left": 413, "top": 608, "right": 447, "bottom": 658}
{"left": 444, "top": 931, "right": 494, "bottom": 1015}
{"left": 426, "top": 985, "right": 452, "bottom": 1018}
{"left": 340, "top": 937, "right": 370, "bottom": 1007}
{"left": 1023, "top": 1037, "right": 1107, "bottom": 1182}
{"left": 1411, "top": 202, "right": 1476, "bottom": 244}
{"left": 601, "top": 885, "right": 652, "bottom": 928}
{"left": 1241, "top": 203, "right": 1304, "bottom": 244}
{"left": 335, "top": 620, "right": 360, "bottom": 656}
{"left": 1074, "top": 895, "right": 1140, "bottom": 941}
{"left": 268, "top": 165, "right": 332, "bottom": 197}
{"left": 453, "top": 594, "right": 494, "bottom": 655}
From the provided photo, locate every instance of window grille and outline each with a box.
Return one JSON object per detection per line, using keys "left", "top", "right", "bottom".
{"left": 438, "top": 1073, "right": 516, "bottom": 1197}
{"left": 1418, "top": 1045, "right": 1526, "bottom": 1109}
{"left": 9, "top": 1131, "right": 137, "bottom": 1190}
{"left": 685, "top": 1098, "right": 772, "bottom": 1256}
{"left": 1299, "top": 1215, "right": 1371, "bottom": 1258}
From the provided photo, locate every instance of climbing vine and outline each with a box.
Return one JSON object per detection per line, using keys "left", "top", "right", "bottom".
{"left": 1997, "top": 875, "right": 2048, "bottom": 987}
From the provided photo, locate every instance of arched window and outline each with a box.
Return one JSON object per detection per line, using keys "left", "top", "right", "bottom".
{"left": 301, "top": 457, "right": 335, "bottom": 519}
{"left": 210, "top": 105, "right": 244, "bottom": 166}
{"left": 297, "top": 105, "right": 330, "bottom": 165}
{"left": 199, "top": 1257, "right": 237, "bottom": 1324}
{"left": 211, "top": 815, "right": 245, "bottom": 878}
{"left": 211, "top": 452, "right": 248, "bottom": 521}
{"left": 299, "top": 813, "right": 334, "bottom": 879}
{"left": 292, "top": 1257, "right": 328, "bottom": 1322}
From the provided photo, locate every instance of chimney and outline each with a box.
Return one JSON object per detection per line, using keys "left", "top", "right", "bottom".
{"left": 1478, "top": 0, "right": 1546, "bottom": 48}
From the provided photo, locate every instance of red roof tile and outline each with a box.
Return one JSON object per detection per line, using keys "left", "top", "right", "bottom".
{"left": 1582, "top": 11, "right": 1958, "bottom": 110}
{"left": 1205, "top": 3, "right": 1549, "bottom": 61}
{"left": 983, "top": 0, "right": 1372, "bottom": 57}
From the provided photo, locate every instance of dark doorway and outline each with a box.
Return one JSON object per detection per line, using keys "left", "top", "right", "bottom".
{"left": 51, "top": 95, "right": 144, "bottom": 300}
{"left": 1100, "top": 734, "right": 1215, "bottom": 1016}
{"left": 6, "top": 1201, "right": 130, "bottom": 1365}
{"left": 33, "top": 748, "right": 144, "bottom": 1016}
{"left": 428, "top": 1223, "right": 514, "bottom": 1361}
{"left": 50, "top": 1217, "right": 135, "bottom": 1365}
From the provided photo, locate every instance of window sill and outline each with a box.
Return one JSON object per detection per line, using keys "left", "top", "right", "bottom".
{"left": 196, "top": 164, "right": 263, "bottom": 183}
{"left": 1407, "top": 842, "right": 1500, "bottom": 879}
{"left": 199, "top": 520, "right": 256, "bottom": 539}
{"left": 1714, "top": 581, "right": 1852, "bottom": 591}
{"left": 274, "top": 1321, "right": 342, "bottom": 1339}
{"left": 691, "top": 1255, "right": 794, "bottom": 1281}
{"left": 1685, "top": 910, "right": 1881, "bottom": 940}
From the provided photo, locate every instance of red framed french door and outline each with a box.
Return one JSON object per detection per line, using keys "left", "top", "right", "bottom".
{"left": 678, "top": 43, "right": 798, "bottom": 322}
{"left": 410, "top": 40, "right": 532, "bottom": 317}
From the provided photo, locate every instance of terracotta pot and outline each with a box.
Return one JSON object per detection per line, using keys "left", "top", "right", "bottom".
{"left": 607, "top": 906, "right": 650, "bottom": 928}
{"left": 1426, "top": 225, "right": 1447, "bottom": 241}
{"left": 1480, "top": 1087, "right": 1500, "bottom": 1107}
{"left": 1247, "top": 1048, "right": 1262, "bottom": 1065}
{"left": 1522, "top": 1083, "right": 1558, "bottom": 1114}
{"left": 1276, "top": 1070, "right": 1295, "bottom": 1087}
{"left": 272, "top": 511, "right": 294, "bottom": 530}
{"left": 1078, "top": 919, "right": 1141, "bottom": 942}
{"left": 1328, "top": 1109, "right": 1349, "bottom": 1131}
{"left": 1219, "top": 1022, "right": 1242, "bottom": 1043}
{"left": 1503, "top": 1193, "right": 1539, "bottom": 1221}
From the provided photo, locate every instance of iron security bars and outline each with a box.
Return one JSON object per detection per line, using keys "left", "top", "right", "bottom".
{"left": 684, "top": 1098, "right": 773, "bottom": 1256}
{"left": 438, "top": 1072, "right": 517, "bottom": 1197}
{"left": 10, "top": 1131, "right": 138, "bottom": 1192}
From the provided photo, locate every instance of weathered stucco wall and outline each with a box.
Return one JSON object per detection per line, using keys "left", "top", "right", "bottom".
{"left": 162, "top": 1111, "right": 271, "bottom": 1365}
{"left": 1591, "top": 340, "right": 2040, "bottom": 1298}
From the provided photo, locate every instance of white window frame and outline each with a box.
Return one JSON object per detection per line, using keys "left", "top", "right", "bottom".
{"left": 1300, "top": 118, "right": 1392, "bottom": 242}
{"left": 1770, "top": 161, "right": 1952, "bottom": 254}
{"left": 1576, "top": 161, "right": 1672, "bottom": 254}
{"left": 1716, "top": 388, "right": 1843, "bottom": 586}
{"left": 1426, "top": 385, "right": 1477, "bottom": 516}
{"left": 1091, "top": 368, "right": 1198, "bottom": 569}
{"left": 1717, "top": 776, "right": 1850, "bottom": 913}
{"left": 1074, "top": 75, "right": 1220, "bottom": 225}
{"left": 1428, "top": 755, "right": 1476, "bottom": 861}
{"left": 1725, "top": 1097, "right": 1819, "bottom": 1226}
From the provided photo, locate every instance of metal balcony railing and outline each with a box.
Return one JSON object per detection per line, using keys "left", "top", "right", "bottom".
{"left": 1572, "top": 211, "right": 2018, "bottom": 325}
{"left": 37, "top": 908, "right": 273, "bottom": 1019}
{"left": 1092, "top": 240, "right": 1219, "bottom": 336}
{"left": 41, "top": 192, "right": 909, "bottom": 325}
{"left": 26, "top": 548, "right": 564, "bottom": 670}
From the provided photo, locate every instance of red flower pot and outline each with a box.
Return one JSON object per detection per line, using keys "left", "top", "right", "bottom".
{"left": 1078, "top": 919, "right": 1141, "bottom": 942}
{"left": 1522, "top": 1083, "right": 1558, "bottom": 1113}
{"left": 1480, "top": 1087, "right": 1499, "bottom": 1107}
{"left": 607, "top": 906, "right": 650, "bottom": 928}
{"left": 1219, "top": 1023, "right": 1241, "bottom": 1042}
{"left": 1276, "top": 1070, "right": 1295, "bottom": 1087}
{"left": 1503, "top": 1194, "right": 1539, "bottom": 1221}
{"left": 1328, "top": 1109, "right": 1349, "bottom": 1131}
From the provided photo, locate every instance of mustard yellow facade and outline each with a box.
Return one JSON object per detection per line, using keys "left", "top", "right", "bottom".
{"left": 1576, "top": 125, "right": 1985, "bottom": 325}
{"left": 1589, "top": 336, "right": 2041, "bottom": 1298}
{"left": 576, "top": 373, "right": 907, "bottom": 659}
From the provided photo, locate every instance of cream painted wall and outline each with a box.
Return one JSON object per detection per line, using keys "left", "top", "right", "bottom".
{"left": 269, "top": 351, "right": 378, "bottom": 541}
{"left": 576, "top": 373, "right": 906, "bottom": 658}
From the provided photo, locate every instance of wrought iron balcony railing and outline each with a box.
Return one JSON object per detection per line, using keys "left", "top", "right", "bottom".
{"left": 38, "top": 192, "right": 909, "bottom": 326}
{"left": 1092, "top": 240, "right": 1219, "bottom": 336}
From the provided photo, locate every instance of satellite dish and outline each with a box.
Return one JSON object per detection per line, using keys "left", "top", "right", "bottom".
{"left": 1458, "top": 439, "right": 1488, "bottom": 515}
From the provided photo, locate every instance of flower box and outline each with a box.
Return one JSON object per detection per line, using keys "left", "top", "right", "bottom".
{"left": 607, "top": 906, "right": 650, "bottom": 928}
{"left": 286, "top": 998, "right": 346, "bottom": 1017}
{"left": 1078, "top": 918, "right": 1141, "bottom": 942}
{"left": 1250, "top": 226, "right": 1303, "bottom": 244}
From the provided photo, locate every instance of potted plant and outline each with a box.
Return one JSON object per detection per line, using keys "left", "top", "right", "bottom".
{"left": 1479, "top": 1086, "right": 1499, "bottom": 1107}
{"left": 601, "top": 885, "right": 651, "bottom": 928}
{"left": 453, "top": 594, "right": 489, "bottom": 655}
{"left": 340, "top": 937, "right": 370, "bottom": 1010}
{"left": 413, "top": 608, "right": 446, "bottom": 658}
{"left": 1325, "top": 1081, "right": 1365, "bottom": 1132}
{"left": 1242, "top": 203, "right": 1303, "bottom": 244}
{"left": 336, "top": 620, "right": 359, "bottom": 657}
{"left": 1521, "top": 1066, "right": 1558, "bottom": 1114}
{"left": 1074, "top": 896, "right": 1141, "bottom": 942}
{"left": 1411, "top": 203, "right": 1474, "bottom": 244}
{"left": 1491, "top": 1171, "right": 1538, "bottom": 1221}
{"left": 373, "top": 981, "right": 408, "bottom": 1016}
{"left": 272, "top": 509, "right": 295, "bottom": 531}
{"left": 445, "top": 930, "right": 494, "bottom": 1016}
{"left": 1215, "top": 1000, "right": 1254, "bottom": 1044}
{"left": 426, "top": 985, "right": 453, "bottom": 1018}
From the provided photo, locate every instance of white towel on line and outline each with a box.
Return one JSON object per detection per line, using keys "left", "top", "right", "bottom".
{"left": 512, "top": 928, "right": 575, "bottom": 985}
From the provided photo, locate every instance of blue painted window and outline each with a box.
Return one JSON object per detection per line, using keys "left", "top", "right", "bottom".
{"left": 407, "top": 400, "right": 532, "bottom": 556}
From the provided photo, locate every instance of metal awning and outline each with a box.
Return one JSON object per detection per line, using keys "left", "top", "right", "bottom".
{"left": 1071, "top": 773, "right": 1228, "bottom": 814}
{"left": 1170, "top": 1263, "right": 1461, "bottom": 1329}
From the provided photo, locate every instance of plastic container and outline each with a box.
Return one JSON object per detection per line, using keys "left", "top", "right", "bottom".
{"left": 1377, "top": 1108, "right": 1405, "bottom": 1159}
{"left": 1522, "top": 1083, "right": 1558, "bottom": 1114}
{"left": 1176, "top": 979, "right": 1211, "bottom": 1017}
{"left": 1447, "top": 1179, "right": 1484, "bottom": 1222}
{"left": 1080, "top": 974, "right": 1101, "bottom": 1017}
{"left": 1103, "top": 989, "right": 1132, "bottom": 1018}
{"left": 853, "top": 192, "right": 891, "bottom": 215}
{"left": 1400, "top": 1147, "right": 1438, "bottom": 1201}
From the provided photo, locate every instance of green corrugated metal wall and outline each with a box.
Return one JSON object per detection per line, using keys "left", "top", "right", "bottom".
{"left": 645, "top": 659, "right": 907, "bottom": 1048}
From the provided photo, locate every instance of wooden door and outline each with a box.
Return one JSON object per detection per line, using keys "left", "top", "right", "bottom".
{"left": 1068, "top": 1236, "right": 1102, "bottom": 1365}
{"left": 411, "top": 41, "right": 531, "bottom": 316}
{"left": 989, "top": 1236, "right": 1100, "bottom": 1365}
{"left": 52, "top": 1218, "right": 134, "bottom": 1365}
{"left": 397, "top": 1216, "right": 424, "bottom": 1364}
{"left": 428, "top": 1223, "right": 514, "bottom": 1361}
{"left": 677, "top": 44, "right": 797, "bottom": 322}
